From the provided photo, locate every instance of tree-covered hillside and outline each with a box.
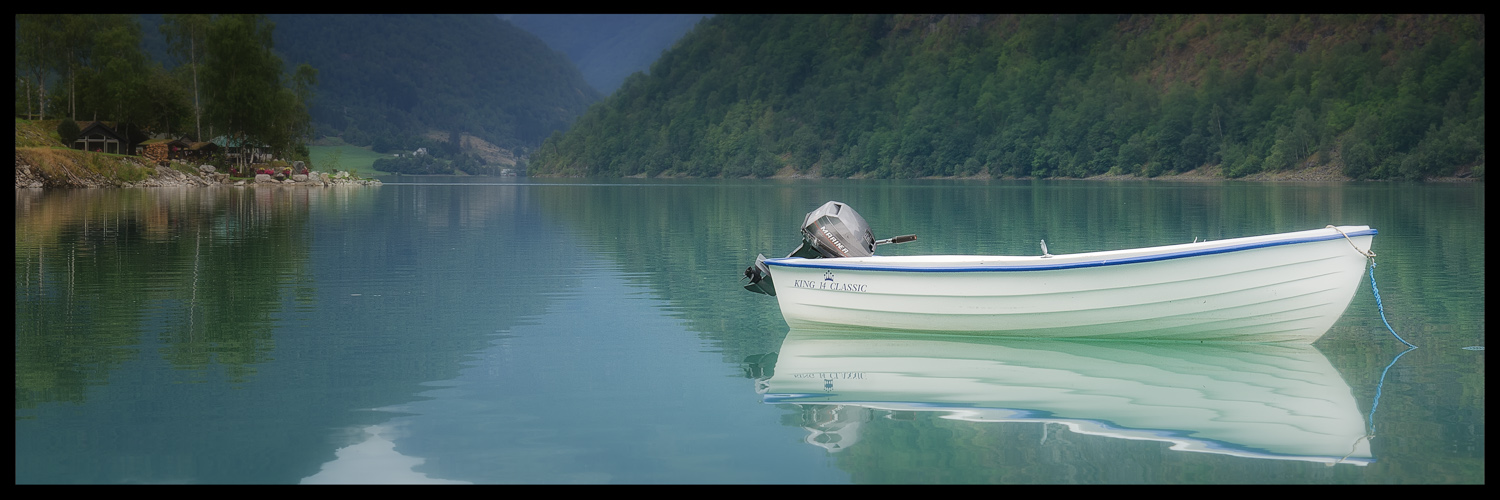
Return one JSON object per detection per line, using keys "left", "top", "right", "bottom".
{"left": 502, "top": 14, "right": 710, "bottom": 95}
{"left": 532, "top": 14, "right": 1485, "bottom": 180}
{"left": 265, "top": 14, "right": 603, "bottom": 154}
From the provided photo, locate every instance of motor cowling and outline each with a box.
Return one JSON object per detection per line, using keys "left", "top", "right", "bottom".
{"left": 799, "top": 201, "right": 876, "bottom": 258}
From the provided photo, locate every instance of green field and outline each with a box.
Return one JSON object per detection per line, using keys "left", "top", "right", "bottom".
{"left": 307, "top": 143, "right": 395, "bottom": 176}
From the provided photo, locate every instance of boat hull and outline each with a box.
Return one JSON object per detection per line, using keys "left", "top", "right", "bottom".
{"left": 764, "top": 226, "right": 1375, "bottom": 343}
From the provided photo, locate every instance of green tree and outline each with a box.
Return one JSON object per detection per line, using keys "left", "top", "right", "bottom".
{"left": 263, "top": 63, "right": 317, "bottom": 162}
{"left": 1116, "top": 135, "right": 1149, "bottom": 174}
{"left": 90, "top": 15, "right": 149, "bottom": 144}
{"left": 200, "top": 14, "right": 314, "bottom": 167}
{"left": 140, "top": 63, "right": 193, "bottom": 137}
{"left": 1344, "top": 140, "right": 1374, "bottom": 177}
{"left": 1262, "top": 135, "right": 1293, "bottom": 172}
{"left": 56, "top": 117, "right": 81, "bottom": 145}
{"left": 203, "top": 14, "right": 280, "bottom": 167}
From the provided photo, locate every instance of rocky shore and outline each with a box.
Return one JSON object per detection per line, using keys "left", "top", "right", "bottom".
{"left": 15, "top": 150, "right": 380, "bottom": 189}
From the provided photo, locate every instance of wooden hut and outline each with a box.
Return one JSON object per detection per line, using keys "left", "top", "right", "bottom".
{"left": 73, "top": 121, "right": 127, "bottom": 155}
{"left": 136, "top": 136, "right": 194, "bottom": 164}
{"left": 183, "top": 141, "right": 221, "bottom": 162}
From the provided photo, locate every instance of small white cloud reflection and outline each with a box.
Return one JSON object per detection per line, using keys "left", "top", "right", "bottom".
{"left": 302, "top": 424, "right": 469, "bottom": 484}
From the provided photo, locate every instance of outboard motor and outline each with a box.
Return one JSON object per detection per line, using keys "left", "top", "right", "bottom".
{"left": 798, "top": 201, "right": 877, "bottom": 258}
{"left": 744, "top": 201, "right": 915, "bottom": 296}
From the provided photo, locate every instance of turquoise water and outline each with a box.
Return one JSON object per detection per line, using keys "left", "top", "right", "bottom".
{"left": 15, "top": 178, "right": 1484, "bottom": 483}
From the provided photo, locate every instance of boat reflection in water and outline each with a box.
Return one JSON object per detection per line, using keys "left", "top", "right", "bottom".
{"left": 756, "top": 329, "right": 1373, "bottom": 465}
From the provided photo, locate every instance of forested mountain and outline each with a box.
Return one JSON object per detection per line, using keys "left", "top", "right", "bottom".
{"left": 262, "top": 14, "right": 602, "bottom": 154}
{"left": 502, "top": 14, "right": 710, "bottom": 95}
{"left": 531, "top": 14, "right": 1485, "bottom": 180}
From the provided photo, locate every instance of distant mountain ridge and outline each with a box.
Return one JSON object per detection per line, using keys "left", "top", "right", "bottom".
{"left": 502, "top": 14, "right": 710, "bottom": 95}
{"left": 264, "top": 14, "right": 602, "bottom": 153}
{"left": 140, "top": 14, "right": 603, "bottom": 153}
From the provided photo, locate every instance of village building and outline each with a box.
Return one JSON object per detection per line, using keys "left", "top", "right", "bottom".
{"left": 212, "top": 136, "right": 273, "bottom": 164}
{"left": 183, "top": 141, "right": 221, "bottom": 162}
{"left": 72, "top": 121, "right": 128, "bottom": 155}
{"left": 135, "top": 136, "right": 194, "bottom": 164}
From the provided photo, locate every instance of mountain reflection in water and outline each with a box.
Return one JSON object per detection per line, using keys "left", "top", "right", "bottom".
{"left": 756, "top": 330, "right": 1374, "bottom": 466}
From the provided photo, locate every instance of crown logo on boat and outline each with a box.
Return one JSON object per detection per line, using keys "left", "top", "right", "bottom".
{"left": 824, "top": 270, "right": 835, "bottom": 281}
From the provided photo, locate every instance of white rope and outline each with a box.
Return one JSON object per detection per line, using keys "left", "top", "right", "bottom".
{"left": 1327, "top": 225, "right": 1376, "bottom": 258}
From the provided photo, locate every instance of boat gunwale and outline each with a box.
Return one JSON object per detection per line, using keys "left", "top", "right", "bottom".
{"left": 764, "top": 227, "right": 1376, "bottom": 273}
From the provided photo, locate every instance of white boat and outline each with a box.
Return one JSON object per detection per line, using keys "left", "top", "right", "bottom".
{"left": 744, "top": 202, "right": 1376, "bottom": 343}
{"left": 759, "top": 330, "right": 1374, "bottom": 465}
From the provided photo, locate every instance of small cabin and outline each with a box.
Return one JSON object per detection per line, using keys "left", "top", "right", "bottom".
{"left": 73, "top": 121, "right": 127, "bottom": 155}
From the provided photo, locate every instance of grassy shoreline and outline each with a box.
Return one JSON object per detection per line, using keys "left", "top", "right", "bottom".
{"left": 15, "top": 120, "right": 385, "bottom": 188}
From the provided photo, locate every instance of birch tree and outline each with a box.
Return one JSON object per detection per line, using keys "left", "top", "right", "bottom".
{"left": 161, "top": 14, "right": 211, "bottom": 140}
{"left": 57, "top": 15, "right": 104, "bottom": 121}
{"left": 15, "top": 15, "right": 63, "bottom": 120}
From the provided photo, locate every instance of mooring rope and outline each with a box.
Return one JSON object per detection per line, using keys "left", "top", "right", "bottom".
{"left": 1368, "top": 262, "right": 1418, "bottom": 349}
{"left": 1327, "top": 225, "right": 1377, "bottom": 258}
{"left": 1325, "top": 225, "right": 1413, "bottom": 348}
{"left": 1324, "top": 225, "right": 1417, "bottom": 465}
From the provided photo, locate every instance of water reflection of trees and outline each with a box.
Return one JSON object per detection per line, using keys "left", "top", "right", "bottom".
{"left": 16, "top": 187, "right": 324, "bottom": 408}
{"left": 15, "top": 184, "right": 595, "bottom": 483}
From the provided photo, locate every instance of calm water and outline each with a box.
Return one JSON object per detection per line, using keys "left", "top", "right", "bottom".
{"left": 15, "top": 178, "right": 1484, "bottom": 484}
